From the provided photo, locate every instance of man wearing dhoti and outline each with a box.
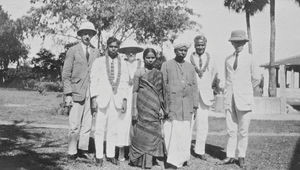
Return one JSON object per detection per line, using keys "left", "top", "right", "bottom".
{"left": 90, "top": 37, "right": 129, "bottom": 167}
{"left": 161, "top": 38, "right": 199, "bottom": 168}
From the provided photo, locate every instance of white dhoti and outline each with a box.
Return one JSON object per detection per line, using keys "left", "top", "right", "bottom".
{"left": 94, "top": 98, "right": 119, "bottom": 159}
{"left": 164, "top": 119, "right": 194, "bottom": 168}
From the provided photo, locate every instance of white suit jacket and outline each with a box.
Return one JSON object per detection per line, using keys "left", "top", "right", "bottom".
{"left": 90, "top": 55, "right": 129, "bottom": 109}
{"left": 224, "top": 50, "right": 260, "bottom": 111}
{"left": 190, "top": 52, "right": 216, "bottom": 106}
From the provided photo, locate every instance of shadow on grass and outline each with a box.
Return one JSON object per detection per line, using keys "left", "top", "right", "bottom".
{"left": 289, "top": 137, "right": 300, "bottom": 170}
{"left": 0, "top": 123, "right": 66, "bottom": 170}
{"left": 191, "top": 140, "right": 226, "bottom": 160}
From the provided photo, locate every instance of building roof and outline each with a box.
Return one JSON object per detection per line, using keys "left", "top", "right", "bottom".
{"left": 261, "top": 54, "right": 300, "bottom": 68}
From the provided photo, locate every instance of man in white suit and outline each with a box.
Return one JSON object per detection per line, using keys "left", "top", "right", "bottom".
{"left": 220, "top": 30, "right": 260, "bottom": 169}
{"left": 90, "top": 37, "right": 129, "bottom": 167}
{"left": 189, "top": 35, "right": 218, "bottom": 161}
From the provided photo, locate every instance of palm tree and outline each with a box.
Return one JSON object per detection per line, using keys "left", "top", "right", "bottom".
{"left": 269, "top": 0, "right": 300, "bottom": 97}
{"left": 268, "top": 0, "right": 276, "bottom": 97}
{"left": 224, "top": 0, "right": 268, "bottom": 54}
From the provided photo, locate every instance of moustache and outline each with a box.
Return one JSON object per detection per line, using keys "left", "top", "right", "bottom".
{"left": 84, "top": 37, "right": 90, "bottom": 41}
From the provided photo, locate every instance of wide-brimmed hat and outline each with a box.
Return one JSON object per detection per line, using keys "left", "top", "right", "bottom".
{"left": 77, "top": 22, "right": 97, "bottom": 37}
{"left": 118, "top": 40, "right": 144, "bottom": 54}
{"left": 229, "top": 30, "right": 249, "bottom": 42}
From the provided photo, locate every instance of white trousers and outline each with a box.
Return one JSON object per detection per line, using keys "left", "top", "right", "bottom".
{"left": 226, "top": 97, "right": 251, "bottom": 158}
{"left": 68, "top": 89, "right": 92, "bottom": 155}
{"left": 194, "top": 97, "right": 209, "bottom": 155}
{"left": 116, "top": 87, "right": 132, "bottom": 147}
{"left": 164, "top": 120, "right": 193, "bottom": 168}
{"left": 94, "top": 99, "right": 119, "bottom": 159}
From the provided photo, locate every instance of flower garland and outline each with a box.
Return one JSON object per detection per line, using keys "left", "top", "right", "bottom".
{"left": 106, "top": 55, "right": 122, "bottom": 94}
{"left": 190, "top": 52, "right": 210, "bottom": 78}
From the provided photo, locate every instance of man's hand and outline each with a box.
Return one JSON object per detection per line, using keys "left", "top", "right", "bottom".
{"left": 121, "top": 98, "right": 127, "bottom": 113}
{"left": 131, "top": 116, "right": 137, "bottom": 126}
{"left": 166, "top": 112, "right": 174, "bottom": 122}
{"left": 65, "top": 96, "right": 73, "bottom": 107}
{"left": 91, "top": 97, "right": 98, "bottom": 114}
{"left": 193, "top": 107, "right": 198, "bottom": 120}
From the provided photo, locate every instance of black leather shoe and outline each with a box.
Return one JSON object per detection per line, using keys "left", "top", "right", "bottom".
{"left": 107, "top": 157, "right": 120, "bottom": 165}
{"left": 238, "top": 157, "right": 246, "bottom": 169}
{"left": 183, "top": 160, "right": 192, "bottom": 167}
{"left": 67, "top": 154, "right": 77, "bottom": 161}
{"left": 95, "top": 158, "right": 103, "bottom": 167}
{"left": 219, "top": 157, "right": 235, "bottom": 165}
{"left": 78, "top": 151, "right": 94, "bottom": 160}
{"left": 196, "top": 154, "right": 208, "bottom": 161}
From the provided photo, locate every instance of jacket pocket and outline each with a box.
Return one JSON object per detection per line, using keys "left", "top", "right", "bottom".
{"left": 71, "top": 77, "right": 81, "bottom": 83}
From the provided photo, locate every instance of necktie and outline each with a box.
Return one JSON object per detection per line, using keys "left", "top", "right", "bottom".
{"left": 110, "top": 59, "right": 115, "bottom": 81}
{"left": 86, "top": 45, "right": 89, "bottom": 62}
{"left": 233, "top": 53, "right": 238, "bottom": 70}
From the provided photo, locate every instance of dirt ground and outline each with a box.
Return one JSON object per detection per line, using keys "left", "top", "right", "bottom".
{"left": 0, "top": 126, "right": 299, "bottom": 170}
{"left": 0, "top": 88, "right": 300, "bottom": 170}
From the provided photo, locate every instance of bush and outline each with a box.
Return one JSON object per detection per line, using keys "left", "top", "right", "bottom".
{"left": 36, "top": 81, "right": 63, "bottom": 94}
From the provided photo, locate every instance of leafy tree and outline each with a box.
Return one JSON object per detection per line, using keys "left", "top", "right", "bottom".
{"left": 224, "top": 0, "right": 268, "bottom": 54}
{"left": 32, "top": 48, "right": 63, "bottom": 81}
{"left": 26, "top": 0, "right": 199, "bottom": 49}
{"left": 0, "top": 6, "right": 28, "bottom": 84}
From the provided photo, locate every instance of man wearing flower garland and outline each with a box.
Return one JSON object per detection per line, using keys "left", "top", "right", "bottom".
{"left": 62, "top": 21, "right": 99, "bottom": 161}
{"left": 190, "top": 34, "right": 219, "bottom": 161}
{"left": 90, "top": 37, "right": 129, "bottom": 167}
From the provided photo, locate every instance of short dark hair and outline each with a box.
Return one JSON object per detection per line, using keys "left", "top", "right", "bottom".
{"left": 106, "top": 37, "right": 121, "bottom": 46}
{"left": 143, "top": 48, "right": 157, "bottom": 60}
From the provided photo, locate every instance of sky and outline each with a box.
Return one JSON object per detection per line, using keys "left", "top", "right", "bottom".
{"left": 1, "top": 0, "right": 300, "bottom": 66}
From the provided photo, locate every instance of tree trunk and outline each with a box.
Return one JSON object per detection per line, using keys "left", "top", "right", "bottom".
{"left": 246, "top": 11, "right": 253, "bottom": 54}
{"left": 268, "top": 0, "right": 277, "bottom": 97}
{"left": 97, "top": 29, "right": 101, "bottom": 49}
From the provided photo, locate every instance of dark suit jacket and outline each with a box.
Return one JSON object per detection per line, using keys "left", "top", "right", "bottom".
{"left": 62, "top": 43, "right": 99, "bottom": 102}
{"left": 161, "top": 59, "right": 199, "bottom": 121}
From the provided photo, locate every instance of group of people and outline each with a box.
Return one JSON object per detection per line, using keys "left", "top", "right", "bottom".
{"left": 62, "top": 21, "right": 260, "bottom": 169}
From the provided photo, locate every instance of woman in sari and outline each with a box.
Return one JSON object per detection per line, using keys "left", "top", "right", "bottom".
{"left": 129, "top": 48, "right": 166, "bottom": 169}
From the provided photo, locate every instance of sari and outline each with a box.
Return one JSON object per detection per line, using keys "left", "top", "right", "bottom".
{"left": 129, "top": 68, "right": 165, "bottom": 168}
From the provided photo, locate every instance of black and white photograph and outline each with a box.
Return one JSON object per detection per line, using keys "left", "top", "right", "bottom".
{"left": 0, "top": 0, "right": 300, "bottom": 169}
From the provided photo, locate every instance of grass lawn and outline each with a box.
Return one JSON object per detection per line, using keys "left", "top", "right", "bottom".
{"left": 1, "top": 88, "right": 300, "bottom": 134}
{"left": 1, "top": 88, "right": 300, "bottom": 169}
{"left": 0, "top": 88, "right": 67, "bottom": 125}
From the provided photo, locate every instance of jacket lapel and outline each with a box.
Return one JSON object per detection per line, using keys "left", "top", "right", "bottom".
{"left": 88, "top": 47, "right": 97, "bottom": 66}
{"left": 227, "top": 54, "right": 235, "bottom": 71}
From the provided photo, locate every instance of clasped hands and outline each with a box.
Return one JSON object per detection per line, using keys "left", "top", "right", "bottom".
{"left": 165, "top": 107, "right": 198, "bottom": 121}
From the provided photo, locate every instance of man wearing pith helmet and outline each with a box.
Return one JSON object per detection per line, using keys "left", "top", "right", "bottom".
{"left": 62, "top": 21, "right": 99, "bottom": 161}
{"left": 219, "top": 30, "right": 260, "bottom": 169}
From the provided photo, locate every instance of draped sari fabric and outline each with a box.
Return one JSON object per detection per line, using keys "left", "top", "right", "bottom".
{"left": 129, "top": 68, "right": 165, "bottom": 168}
